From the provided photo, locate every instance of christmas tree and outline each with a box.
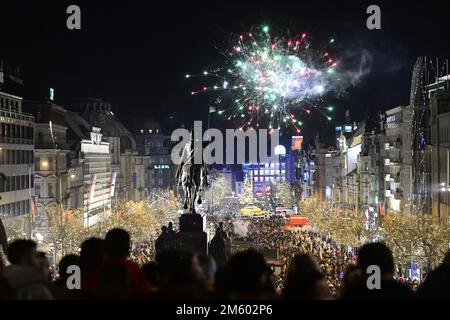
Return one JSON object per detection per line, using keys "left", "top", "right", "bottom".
{"left": 240, "top": 177, "right": 255, "bottom": 206}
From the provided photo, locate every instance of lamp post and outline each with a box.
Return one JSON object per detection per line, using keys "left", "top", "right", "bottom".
{"left": 274, "top": 145, "right": 286, "bottom": 214}
{"left": 274, "top": 145, "right": 286, "bottom": 181}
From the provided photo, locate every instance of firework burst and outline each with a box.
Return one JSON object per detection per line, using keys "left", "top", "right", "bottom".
{"left": 187, "top": 25, "right": 338, "bottom": 132}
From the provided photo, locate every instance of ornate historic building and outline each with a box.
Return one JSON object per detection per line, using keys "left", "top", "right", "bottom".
{"left": 73, "top": 98, "right": 138, "bottom": 203}
{"left": 134, "top": 118, "right": 173, "bottom": 193}
{"left": 0, "top": 91, "right": 34, "bottom": 237}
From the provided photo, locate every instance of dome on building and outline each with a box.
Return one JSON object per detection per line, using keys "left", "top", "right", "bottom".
{"left": 136, "top": 118, "right": 162, "bottom": 134}
{"left": 74, "top": 98, "right": 137, "bottom": 152}
{"left": 65, "top": 110, "right": 91, "bottom": 139}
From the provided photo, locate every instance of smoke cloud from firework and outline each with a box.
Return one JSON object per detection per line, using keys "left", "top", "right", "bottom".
{"left": 232, "top": 220, "right": 250, "bottom": 238}
{"left": 334, "top": 48, "right": 373, "bottom": 92}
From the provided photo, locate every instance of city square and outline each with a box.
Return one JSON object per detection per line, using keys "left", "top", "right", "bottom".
{"left": 0, "top": 0, "right": 449, "bottom": 305}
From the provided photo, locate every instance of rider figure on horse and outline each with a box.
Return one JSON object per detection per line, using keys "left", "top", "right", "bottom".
{"left": 176, "top": 130, "right": 210, "bottom": 187}
{"left": 175, "top": 130, "right": 211, "bottom": 212}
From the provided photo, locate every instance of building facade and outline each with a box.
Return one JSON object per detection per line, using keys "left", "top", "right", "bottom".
{"left": 430, "top": 88, "right": 450, "bottom": 224}
{"left": 80, "top": 127, "right": 112, "bottom": 227}
{"left": 379, "top": 106, "right": 414, "bottom": 214}
{"left": 73, "top": 98, "right": 138, "bottom": 203}
{"left": 0, "top": 91, "right": 34, "bottom": 237}
{"left": 242, "top": 161, "right": 286, "bottom": 195}
{"left": 135, "top": 119, "right": 173, "bottom": 192}
{"left": 22, "top": 100, "right": 70, "bottom": 210}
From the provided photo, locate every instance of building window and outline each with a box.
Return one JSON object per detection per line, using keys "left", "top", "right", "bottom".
{"left": 28, "top": 127, "right": 33, "bottom": 140}
{"left": 21, "top": 176, "right": 26, "bottom": 189}
{"left": 15, "top": 202, "right": 20, "bottom": 216}
{"left": 10, "top": 124, "right": 15, "bottom": 139}
{"left": 48, "top": 184, "right": 54, "bottom": 198}
{"left": 10, "top": 176, "right": 16, "bottom": 191}
{"left": 5, "top": 176, "right": 10, "bottom": 192}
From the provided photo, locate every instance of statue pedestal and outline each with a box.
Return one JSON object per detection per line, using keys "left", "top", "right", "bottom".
{"left": 176, "top": 213, "right": 207, "bottom": 255}
{"left": 179, "top": 213, "right": 205, "bottom": 232}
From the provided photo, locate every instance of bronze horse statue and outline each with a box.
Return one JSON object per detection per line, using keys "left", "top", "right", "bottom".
{"left": 176, "top": 132, "right": 210, "bottom": 213}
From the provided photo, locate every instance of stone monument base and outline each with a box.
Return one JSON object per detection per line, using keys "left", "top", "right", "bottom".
{"left": 179, "top": 213, "right": 205, "bottom": 232}
{"left": 177, "top": 213, "right": 207, "bottom": 254}
{"left": 176, "top": 231, "right": 208, "bottom": 254}
{"left": 154, "top": 213, "right": 208, "bottom": 256}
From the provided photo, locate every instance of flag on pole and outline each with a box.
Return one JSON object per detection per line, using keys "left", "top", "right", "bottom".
{"left": 31, "top": 196, "right": 38, "bottom": 216}
{"left": 65, "top": 208, "right": 70, "bottom": 223}
{"left": 379, "top": 200, "right": 385, "bottom": 217}
{"left": 110, "top": 171, "right": 117, "bottom": 197}
{"left": 49, "top": 121, "right": 55, "bottom": 145}
{"left": 87, "top": 174, "right": 97, "bottom": 212}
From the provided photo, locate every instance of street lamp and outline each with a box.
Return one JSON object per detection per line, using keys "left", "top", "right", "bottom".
{"left": 440, "top": 182, "right": 450, "bottom": 193}
{"left": 274, "top": 145, "right": 286, "bottom": 181}
{"left": 273, "top": 145, "right": 286, "bottom": 214}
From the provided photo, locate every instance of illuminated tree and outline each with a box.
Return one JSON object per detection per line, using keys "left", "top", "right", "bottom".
{"left": 301, "top": 196, "right": 449, "bottom": 270}
{"left": 300, "top": 197, "right": 369, "bottom": 247}
{"left": 380, "top": 213, "right": 449, "bottom": 269}
{"left": 204, "top": 174, "right": 233, "bottom": 211}
{"left": 272, "top": 180, "right": 294, "bottom": 208}
{"left": 240, "top": 178, "right": 256, "bottom": 206}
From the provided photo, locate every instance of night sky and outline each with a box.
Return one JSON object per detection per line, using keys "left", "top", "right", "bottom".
{"left": 1, "top": 0, "right": 450, "bottom": 144}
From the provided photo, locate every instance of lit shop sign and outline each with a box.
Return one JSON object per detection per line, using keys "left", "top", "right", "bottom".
{"left": 153, "top": 164, "right": 170, "bottom": 170}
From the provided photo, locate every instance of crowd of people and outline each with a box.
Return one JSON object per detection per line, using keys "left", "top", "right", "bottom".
{"left": 0, "top": 218, "right": 449, "bottom": 299}
{"left": 212, "top": 216, "right": 355, "bottom": 294}
{"left": 129, "top": 242, "right": 154, "bottom": 266}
